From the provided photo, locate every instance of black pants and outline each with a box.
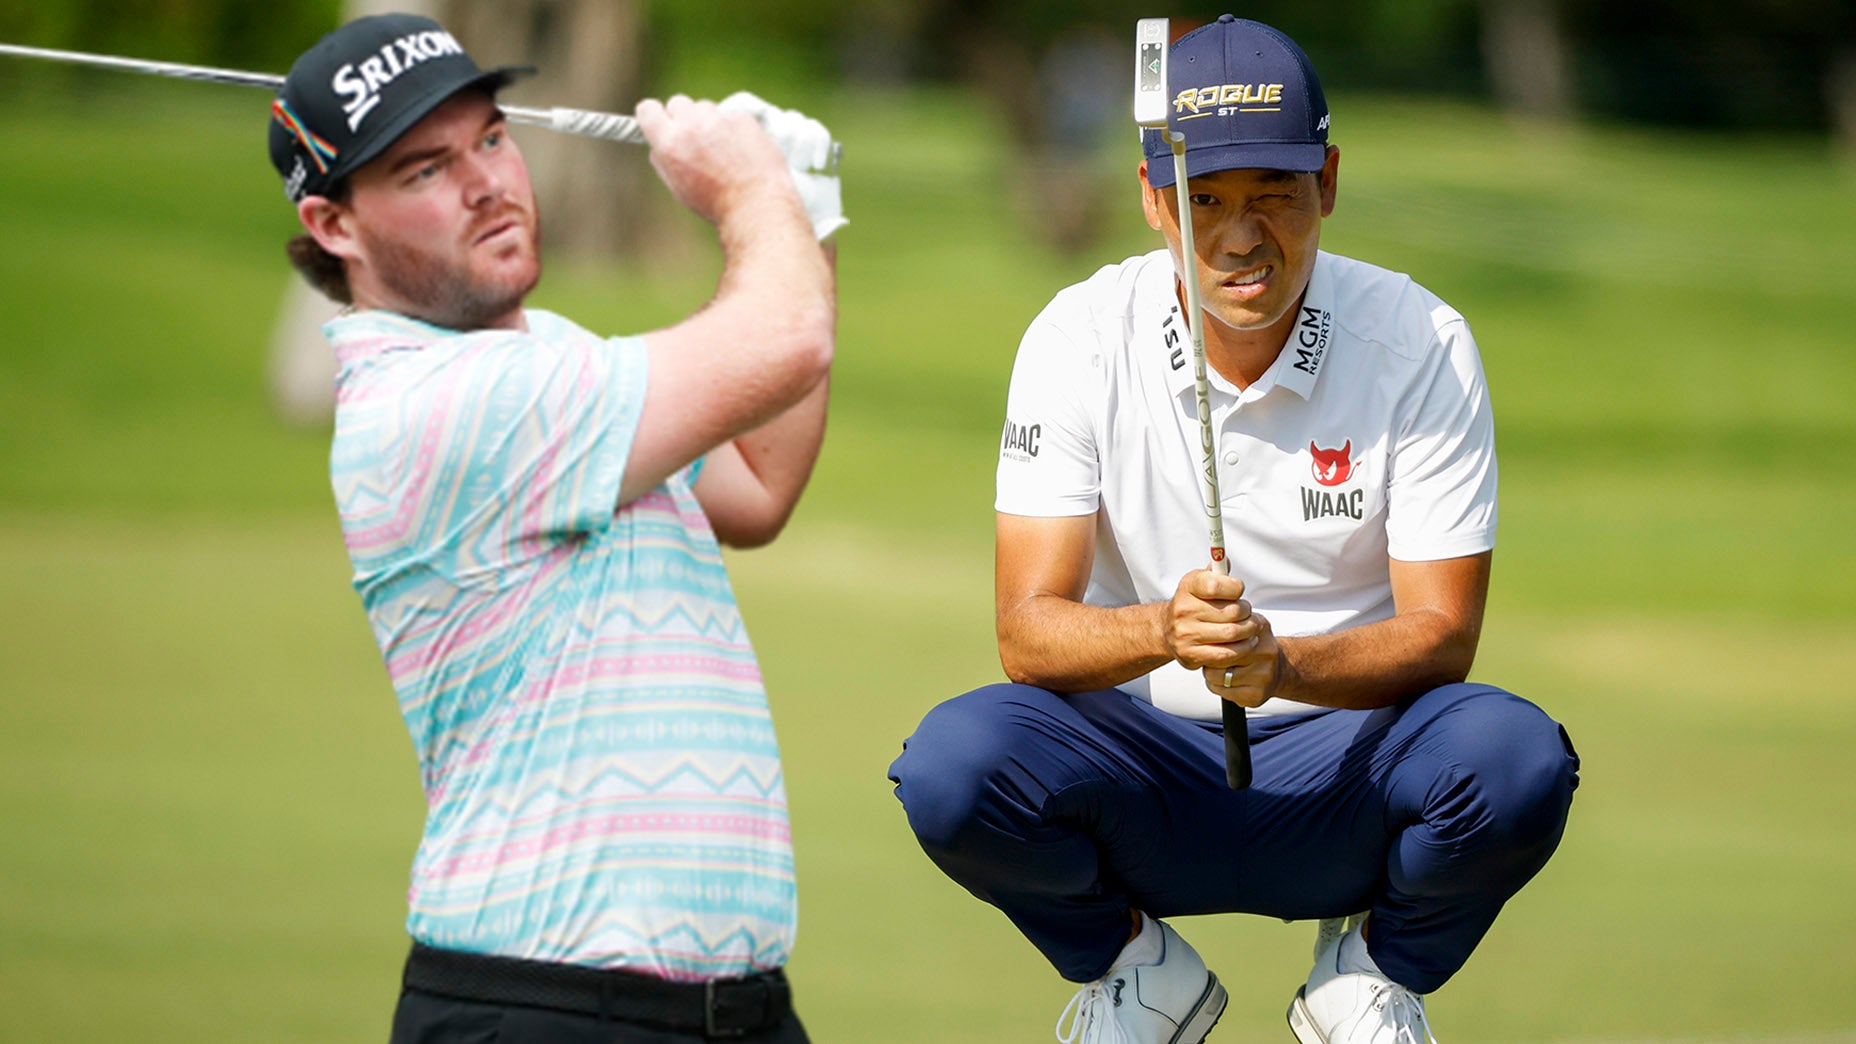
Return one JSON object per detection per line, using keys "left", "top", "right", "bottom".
{"left": 389, "top": 990, "right": 810, "bottom": 1044}
{"left": 388, "top": 944, "right": 809, "bottom": 1044}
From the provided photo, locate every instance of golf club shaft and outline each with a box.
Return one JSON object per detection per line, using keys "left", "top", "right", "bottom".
{"left": 0, "top": 41, "right": 644, "bottom": 145}
{"left": 1170, "top": 135, "right": 1252, "bottom": 792}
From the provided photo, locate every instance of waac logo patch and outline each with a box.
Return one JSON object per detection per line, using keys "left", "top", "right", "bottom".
{"left": 1000, "top": 418, "right": 1041, "bottom": 463}
{"left": 1301, "top": 440, "right": 1364, "bottom": 522}
{"left": 1309, "top": 441, "right": 1353, "bottom": 487}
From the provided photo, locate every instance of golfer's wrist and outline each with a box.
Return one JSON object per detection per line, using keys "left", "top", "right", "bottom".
{"left": 715, "top": 189, "right": 815, "bottom": 264}
{"left": 1151, "top": 601, "right": 1181, "bottom": 665}
{"left": 1268, "top": 638, "right": 1299, "bottom": 700}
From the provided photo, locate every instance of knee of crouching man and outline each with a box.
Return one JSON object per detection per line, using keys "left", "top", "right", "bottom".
{"left": 888, "top": 685, "right": 1033, "bottom": 854}
{"left": 1485, "top": 697, "right": 1581, "bottom": 873}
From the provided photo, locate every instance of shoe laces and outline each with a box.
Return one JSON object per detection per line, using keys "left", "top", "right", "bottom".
{"left": 1368, "top": 981, "right": 1438, "bottom": 1044}
{"left": 1055, "top": 980, "right": 1134, "bottom": 1044}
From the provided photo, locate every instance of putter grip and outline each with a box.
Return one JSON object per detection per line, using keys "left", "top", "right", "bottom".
{"left": 1222, "top": 699, "right": 1252, "bottom": 790}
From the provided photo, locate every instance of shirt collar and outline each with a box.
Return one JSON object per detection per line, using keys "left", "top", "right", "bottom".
{"left": 323, "top": 308, "right": 461, "bottom": 369}
{"left": 1152, "top": 250, "right": 1337, "bottom": 406}
{"left": 1274, "top": 252, "right": 1336, "bottom": 400}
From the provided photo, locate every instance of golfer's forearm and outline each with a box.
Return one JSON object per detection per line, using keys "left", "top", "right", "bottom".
{"left": 703, "top": 189, "right": 834, "bottom": 419}
{"left": 715, "top": 186, "right": 830, "bottom": 325}
{"left": 1274, "top": 609, "right": 1477, "bottom": 710}
{"left": 728, "top": 243, "right": 834, "bottom": 506}
{"left": 714, "top": 376, "right": 829, "bottom": 546}
{"left": 706, "top": 243, "right": 833, "bottom": 542}
{"left": 998, "top": 596, "right": 1173, "bottom": 693}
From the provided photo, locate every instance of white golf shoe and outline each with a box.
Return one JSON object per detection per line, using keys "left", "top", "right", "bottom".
{"left": 1286, "top": 922, "right": 1437, "bottom": 1044}
{"left": 1054, "top": 917, "right": 1228, "bottom": 1044}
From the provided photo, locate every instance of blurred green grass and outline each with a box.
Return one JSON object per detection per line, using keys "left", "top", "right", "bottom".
{"left": 2, "top": 74, "right": 1854, "bottom": 1043}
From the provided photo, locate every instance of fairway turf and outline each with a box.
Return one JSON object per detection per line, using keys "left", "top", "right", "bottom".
{"left": 2, "top": 77, "right": 1853, "bottom": 1042}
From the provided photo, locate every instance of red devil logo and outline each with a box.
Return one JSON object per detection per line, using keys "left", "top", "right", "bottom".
{"left": 1310, "top": 441, "right": 1353, "bottom": 486}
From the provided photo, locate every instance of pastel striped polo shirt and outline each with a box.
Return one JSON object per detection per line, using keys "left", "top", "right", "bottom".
{"left": 326, "top": 307, "right": 795, "bottom": 981}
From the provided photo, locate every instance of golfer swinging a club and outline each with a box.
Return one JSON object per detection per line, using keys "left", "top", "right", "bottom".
{"left": 271, "top": 13, "right": 841, "bottom": 1043}
{"left": 890, "top": 16, "right": 1578, "bottom": 1043}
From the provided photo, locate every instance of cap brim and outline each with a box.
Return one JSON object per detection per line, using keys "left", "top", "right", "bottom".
{"left": 1145, "top": 141, "right": 1328, "bottom": 188}
{"left": 325, "top": 64, "right": 534, "bottom": 186}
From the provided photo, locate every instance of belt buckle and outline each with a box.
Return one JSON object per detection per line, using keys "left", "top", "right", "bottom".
{"left": 704, "top": 977, "right": 754, "bottom": 1038}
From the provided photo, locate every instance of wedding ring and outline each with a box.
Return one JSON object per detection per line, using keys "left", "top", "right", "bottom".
{"left": 1222, "top": 667, "right": 1237, "bottom": 688}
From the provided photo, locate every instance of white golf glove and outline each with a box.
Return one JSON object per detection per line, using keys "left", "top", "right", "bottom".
{"left": 720, "top": 91, "right": 846, "bottom": 241}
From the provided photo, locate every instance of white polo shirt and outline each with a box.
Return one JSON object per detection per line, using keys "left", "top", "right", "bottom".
{"left": 996, "top": 249, "right": 1497, "bottom": 721}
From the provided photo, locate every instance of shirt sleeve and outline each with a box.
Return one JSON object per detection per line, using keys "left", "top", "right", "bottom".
{"left": 1384, "top": 316, "right": 1498, "bottom": 561}
{"left": 994, "top": 305, "right": 1101, "bottom": 517}
{"left": 403, "top": 330, "right": 648, "bottom": 584}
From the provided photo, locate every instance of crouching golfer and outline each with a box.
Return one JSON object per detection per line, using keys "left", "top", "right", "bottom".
{"left": 271, "top": 14, "right": 841, "bottom": 1042}
{"left": 889, "top": 15, "right": 1577, "bottom": 1043}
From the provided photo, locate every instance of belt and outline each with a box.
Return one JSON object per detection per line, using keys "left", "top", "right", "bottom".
{"left": 402, "top": 943, "right": 793, "bottom": 1038}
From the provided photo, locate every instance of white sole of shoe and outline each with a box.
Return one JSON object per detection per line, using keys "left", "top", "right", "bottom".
{"left": 1286, "top": 987, "right": 1326, "bottom": 1043}
{"left": 1171, "top": 973, "right": 1229, "bottom": 1044}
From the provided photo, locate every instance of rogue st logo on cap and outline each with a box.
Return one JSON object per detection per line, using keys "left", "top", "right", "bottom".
{"left": 267, "top": 13, "right": 532, "bottom": 203}
{"left": 1142, "top": 14, "right": 1330, "bottom": 187}
{"left": 1174, "top": 82, "right": 1285, "bottom": 117}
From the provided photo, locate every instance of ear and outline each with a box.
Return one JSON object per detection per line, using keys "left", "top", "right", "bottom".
{"left": 296, "top": 195, "right": 362, "bottom": 262}
{"left": 1138, "top": 161, "right": 1164, "bottom": 232}
{"left": 1318, "top": 145, "right": 1339, "bottom": 218}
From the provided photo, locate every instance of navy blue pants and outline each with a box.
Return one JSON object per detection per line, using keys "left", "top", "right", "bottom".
{"left": 888, "top": 682, "right": 1578, "bottom": 994}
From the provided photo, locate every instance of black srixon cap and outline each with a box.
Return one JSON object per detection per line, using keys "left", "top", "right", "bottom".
{"left": 269, "top": 13, "right": 532, "bottom": 203}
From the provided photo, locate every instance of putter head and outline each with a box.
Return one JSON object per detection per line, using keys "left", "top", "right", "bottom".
{"left": 1133, "top": 17, "right": 1169, "bottom": 129}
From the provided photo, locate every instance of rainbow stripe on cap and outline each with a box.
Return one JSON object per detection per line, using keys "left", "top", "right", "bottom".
{"left": 270, "top": 98, "right": 338, "bottom": 174}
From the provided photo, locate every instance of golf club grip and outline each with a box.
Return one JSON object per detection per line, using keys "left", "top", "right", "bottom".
{"left": 508, "top": 104, "right": 843, "bottom": 171}
{"left": 1222, "top": 699, "right": 1252, "bottom": 790}
{"left": 548, "top": 106, "right": 643, "bottom": 145}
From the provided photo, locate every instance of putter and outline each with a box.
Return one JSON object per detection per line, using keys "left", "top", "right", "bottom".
{"left": 1135, "top": 17, "right": 1251, "bottom": 791}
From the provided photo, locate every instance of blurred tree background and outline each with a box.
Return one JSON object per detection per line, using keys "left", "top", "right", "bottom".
{"left": 3, "top": 0, "right": 1849, "bottom": 255}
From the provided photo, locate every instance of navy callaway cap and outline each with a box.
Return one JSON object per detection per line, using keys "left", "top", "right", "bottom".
{"left": 1142, "top": 15, "right": 1329, "bottom": 188}
{"left": 269, "top": 13, "right": 532, "bottom": 203}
